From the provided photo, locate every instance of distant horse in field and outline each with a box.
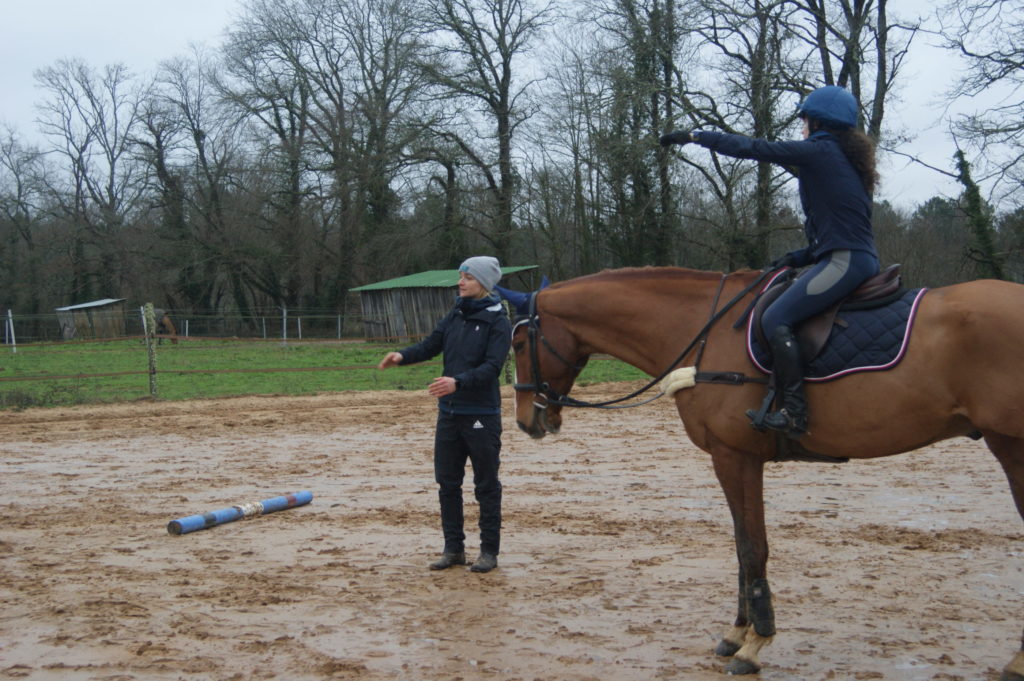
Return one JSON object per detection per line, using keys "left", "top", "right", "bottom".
{"left": 502, "top": 266, "right": 1024, "bottom": 678}
{"left": 155, "top": 310, "right": 178, "bottom": 345}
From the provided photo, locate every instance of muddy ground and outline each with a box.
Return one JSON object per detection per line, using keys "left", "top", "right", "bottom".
{"left": 1, "top": 384, "right": 1021, "bottom": 680}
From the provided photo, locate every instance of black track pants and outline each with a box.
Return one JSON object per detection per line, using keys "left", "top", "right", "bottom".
{"left": 433, "top": 412, "right": 503, "bottom": 555}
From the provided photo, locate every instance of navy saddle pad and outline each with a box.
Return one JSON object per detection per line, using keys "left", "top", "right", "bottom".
{"left": 747, "top": 288, "right": 929, "bottom": 382}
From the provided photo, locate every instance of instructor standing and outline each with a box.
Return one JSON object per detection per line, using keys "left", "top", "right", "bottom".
{"left": 378, "top": 256, "right": 511, "bottom": 573}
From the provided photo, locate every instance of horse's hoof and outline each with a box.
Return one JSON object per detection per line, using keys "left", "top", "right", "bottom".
{"left": 715, "top": 639, "right": 742, "bottom": 657}
{"left": 725, "top": 655, "right": 761, "bottom": 675}
{"left": 1002, "top": 669, "right": 1024, "bottom": 681}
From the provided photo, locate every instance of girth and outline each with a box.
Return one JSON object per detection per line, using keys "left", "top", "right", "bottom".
{"left": 749, "top": 264, "right": 904, "bottom": 364}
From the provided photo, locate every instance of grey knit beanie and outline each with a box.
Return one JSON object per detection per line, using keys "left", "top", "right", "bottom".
{"left": 458, "top": 256, "right": 502, "bottom": 292}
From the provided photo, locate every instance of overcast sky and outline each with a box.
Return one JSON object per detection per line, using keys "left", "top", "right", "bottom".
{"left": 0, "top": 0, "right": 237, "bottom": 134}
{"left": 0, "top": 0, "right": 983, "bottom": 210}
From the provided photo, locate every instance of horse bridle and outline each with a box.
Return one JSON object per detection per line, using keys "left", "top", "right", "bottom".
{"left": 512, "top": 268, "right": 776, "bottom": 412}
{"left": 512, "top": 290, "right": 590, "bottom": 409}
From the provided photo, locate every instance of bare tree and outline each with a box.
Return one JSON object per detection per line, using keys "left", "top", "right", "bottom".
{"left": 526, "top": 38, "right": 608, "bottom": 276}
{"left": 600, "top": 0, "right": 679, "bottom": 265}
{"left": 0, "top": 129, "right": 49, "bottom": 318}
{"left": 669, "top": 0, "right": 808, "bottom": 267}
{"left": 418, "top": 0, "right": 554, "bottom": 258}
{"left": 35, "top": 59, "right": 147, "bottom": 301}
{"left": 224, "top": 0, "right": 431, "bottom": 306}
{"left": 937, "top": 0, "right": 1024, "bottom": 206}
{"left": 137, "top": 49, "right": 259, "bottom": 315}
{"left": 790, "top": 0, "right": 916, "bottom": 139}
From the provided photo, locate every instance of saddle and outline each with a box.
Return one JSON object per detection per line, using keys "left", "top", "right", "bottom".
{"left": 750, "top": 264, "right": 904, "bottom": 364}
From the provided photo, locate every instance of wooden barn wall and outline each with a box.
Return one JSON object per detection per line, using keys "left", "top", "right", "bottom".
{"left": 359, "top": 288, "right": 456, "bottom": 341}
{"left": 56, "top": 303, "right": 128, "bottom": 340}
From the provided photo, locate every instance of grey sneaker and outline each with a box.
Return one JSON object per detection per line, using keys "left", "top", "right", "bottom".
{"left": 470, "top": 553, "right": 497, "bottom": 573}
{"left": 429, "top": 552, "right": 466, "bottom": 570}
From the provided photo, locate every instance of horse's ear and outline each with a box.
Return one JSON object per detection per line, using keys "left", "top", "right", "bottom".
{"left": 495, "top": 285, "right": 531, "bottom": 316}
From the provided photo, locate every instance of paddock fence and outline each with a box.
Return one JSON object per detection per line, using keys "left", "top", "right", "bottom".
{"left": 0, "top": 305, "right": 446, "bottom": 408}
{"left": 0, "top": 306, "right": 646, "bottom": 410}
{"left": 3, "top": 306, "right": 394, "bottom": 345}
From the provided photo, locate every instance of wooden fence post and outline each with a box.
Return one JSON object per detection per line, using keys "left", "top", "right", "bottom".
{"left": 144, "top": 303, "right": 158, "bottom": 398}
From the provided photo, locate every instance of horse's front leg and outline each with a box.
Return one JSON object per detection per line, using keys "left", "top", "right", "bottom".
{"left": 709, "top": 437, "right": 775, "bottom": 675}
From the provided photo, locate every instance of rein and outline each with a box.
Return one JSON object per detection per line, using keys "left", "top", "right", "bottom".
{"left": 514, "top": 268, "right": 775, "bottom": 410}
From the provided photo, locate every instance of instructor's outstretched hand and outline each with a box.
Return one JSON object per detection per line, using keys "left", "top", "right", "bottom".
{"left": 378, "top": 352, "right": 403, "bottom": 369}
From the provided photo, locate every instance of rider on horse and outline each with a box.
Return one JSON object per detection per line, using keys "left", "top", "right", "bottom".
{"left": 660, "top": 85, "right": 881, "bottom": 438}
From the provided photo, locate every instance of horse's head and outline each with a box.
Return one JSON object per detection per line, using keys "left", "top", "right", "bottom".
{"left": 498, "top": 281, "right": 589, "bottom": 439}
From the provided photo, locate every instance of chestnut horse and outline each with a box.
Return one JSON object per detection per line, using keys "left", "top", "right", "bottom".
{"left": 505, "top": 266, "right": 1024, "bottom": 678}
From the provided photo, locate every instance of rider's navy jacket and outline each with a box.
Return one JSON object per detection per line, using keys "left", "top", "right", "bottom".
{"left": 398, "top": 296, "right": 511, "bottom": 416}
{"left": 694, "top": 130, "right": 878, "bottom": 266}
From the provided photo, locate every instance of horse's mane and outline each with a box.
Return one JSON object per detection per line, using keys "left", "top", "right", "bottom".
{"left": 550, "top": 265, "right": 750, "bottom": 289}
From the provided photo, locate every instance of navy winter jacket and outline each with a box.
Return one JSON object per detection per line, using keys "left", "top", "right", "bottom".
{"left": 398, "top": 297, "right": 512, "bottom": 415}
{"left": 694, "top": 130, "right": 877, "bottom": 266}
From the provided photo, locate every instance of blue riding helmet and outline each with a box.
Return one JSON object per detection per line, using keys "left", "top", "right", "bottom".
{"left": 797, "top": 86, "right": 858, "bottom": 129}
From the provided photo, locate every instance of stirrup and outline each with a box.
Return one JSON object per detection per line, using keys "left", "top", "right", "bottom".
{"left": 762, "top": 408, "right": 807, "bottom": 439}
{"left": 746, "top": 388, "right": 776, "bottom": 432}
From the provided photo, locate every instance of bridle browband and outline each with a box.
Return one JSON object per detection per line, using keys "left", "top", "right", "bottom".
{"left": 513, "top": 269, "right": 775, "bottom": 411}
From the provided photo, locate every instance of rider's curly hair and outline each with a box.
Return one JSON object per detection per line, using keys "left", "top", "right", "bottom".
{"left": 808, "top": 119, "right": 880, "bottom": 196}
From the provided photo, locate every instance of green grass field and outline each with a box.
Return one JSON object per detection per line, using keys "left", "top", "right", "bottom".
{"left": 0, "top": 338, "right": 648, "bottom": 409}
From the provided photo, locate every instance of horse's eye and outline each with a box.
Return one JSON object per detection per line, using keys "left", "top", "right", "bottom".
{"left": 512, "top": 341, "right": 525, "bottom": 352}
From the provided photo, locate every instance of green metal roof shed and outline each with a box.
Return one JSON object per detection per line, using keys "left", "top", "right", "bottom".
{"left": 350, "top": 266, "right": 536, "bottom": 341}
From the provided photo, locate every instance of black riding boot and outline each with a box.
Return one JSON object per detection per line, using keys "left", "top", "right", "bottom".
{"left": 762, "top": 325, "right": 808, "bottom": 438}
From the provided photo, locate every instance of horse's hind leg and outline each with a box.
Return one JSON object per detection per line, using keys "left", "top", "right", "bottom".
{"left": 983, "top": 433, "right": 1024, "bottom": 681}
